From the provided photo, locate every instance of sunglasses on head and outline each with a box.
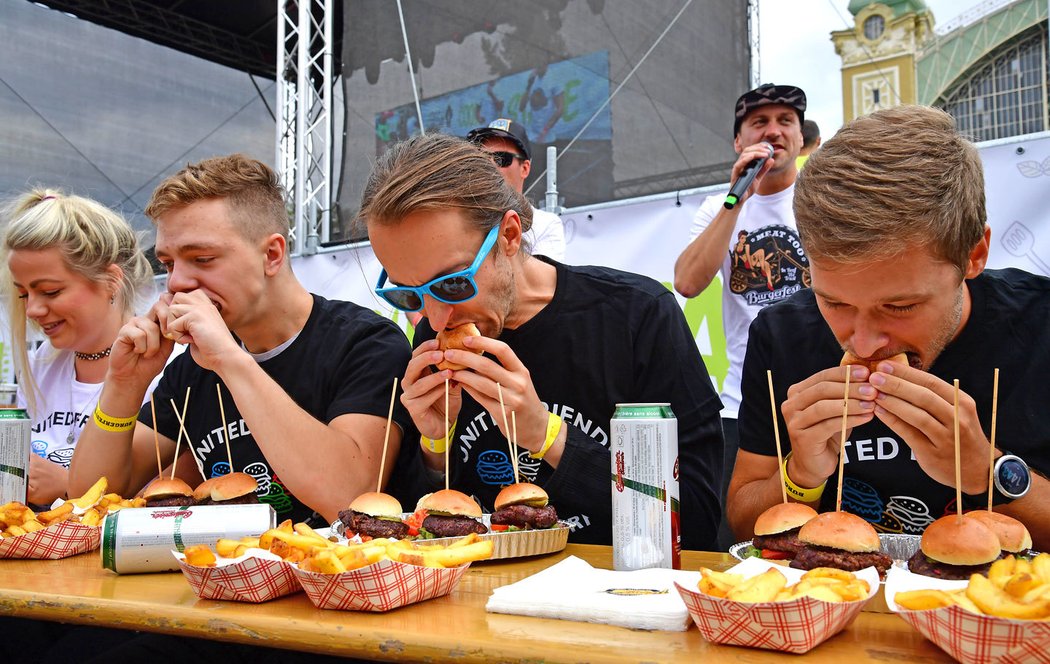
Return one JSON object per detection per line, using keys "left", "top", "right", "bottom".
{"left": 375, "top": 223, "right": 502, "bottom": 312}
{"left": 487, "top": 150, "right": 527, "bottom": 168}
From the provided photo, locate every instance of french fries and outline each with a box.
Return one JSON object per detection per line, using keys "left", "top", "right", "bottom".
{"left": 894, "top": 553, "right": 1050, "bottom": 621}
{"left": 0, "top": 478, "right": 145, "bottom": 538}
{"left": 181, "top": 520, "right": 495, "bottom": 571}
{"left": 697, "top": 566, "right": 871, "bottom": 604}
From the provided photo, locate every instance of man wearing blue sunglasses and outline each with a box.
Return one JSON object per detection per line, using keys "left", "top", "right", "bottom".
{"left": 362, "top": 133, "right": 725, "bottom": 550}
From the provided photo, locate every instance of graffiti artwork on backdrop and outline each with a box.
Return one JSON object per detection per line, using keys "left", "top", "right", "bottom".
{"left": 374, "top": 51, "right": 611, "bottom": 152}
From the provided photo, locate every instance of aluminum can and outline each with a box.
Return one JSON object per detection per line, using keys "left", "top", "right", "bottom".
{"left": 611, "top": 403, "right": 680, "bottom": 570}
{"left": 101, "top": 503, "right": 276, "bottom": 574}
{"left": 0, "top": 406, "right": 31, "bottom": 505}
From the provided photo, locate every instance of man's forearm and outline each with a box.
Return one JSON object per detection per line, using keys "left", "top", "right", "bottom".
{"left": 728, "top": 471, "right": 820, "bottom": 540}
{"left": 674, "top": 208, "right": 739, "bottom": 298}
{"left": 68, "top": 379, "right": 152, "bottom": 496}
{"left": 998, "top": 474, "right": 1050, "bottom": 552}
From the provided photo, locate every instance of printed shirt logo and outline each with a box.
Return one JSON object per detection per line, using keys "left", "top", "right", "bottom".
{"left": 728, "top": 225, "right": 810, "bottom": 306}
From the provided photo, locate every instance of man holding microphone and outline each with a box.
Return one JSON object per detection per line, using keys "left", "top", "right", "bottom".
{"left": 673, "top": 83, "right": 809, "bottom": 547}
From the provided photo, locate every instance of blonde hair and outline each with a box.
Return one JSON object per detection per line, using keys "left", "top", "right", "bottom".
{"left": 145, "top": 154, "right": 288, "bottom": 242}
{"left": 358, "top": 133, "right": 534, "bottom": 250}
{"left": 1, "top": 189, "right": 153, "bottom": 415}
{"left": 794, "top": 105, "right": 985, "bottom": 272}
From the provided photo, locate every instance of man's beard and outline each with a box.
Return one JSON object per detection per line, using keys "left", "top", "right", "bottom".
{"left": 922, "top": 285, "right": 965, "bottom": 370}
{"left": 485, "top": 253, "right": 517, "bottom": 338}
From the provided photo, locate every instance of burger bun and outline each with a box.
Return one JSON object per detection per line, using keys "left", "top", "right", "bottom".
{"left": 754, "top": 502, "right": 818, "bottom": 536}
{"left": 840, "top": 351, "right": 910, "bottom": 373}
{"left": 921, "top": 514, "right": 1001, "bottom": 566}
{"left": 436, "top": 323, "right": 482, "bottom": 371}
{"left": 798, "top": 511, "right": 881, "bottom": 553}
{"left": 349, "top": 491, "right": 404, "bottom": 519}
{"left": 143, "top": 477, "right": 194, "bottom": 501}
{"left": 963, "top": 510, "right": 1031, "bottom": 555}
{"left": 494, "top": 482, "right": 549, "bottom": 511}
{"left": 417, "top": 489, "right": 482, "bottom": 518}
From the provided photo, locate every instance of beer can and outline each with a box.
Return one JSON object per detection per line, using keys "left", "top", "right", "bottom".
{"left": 611, "top": 403, "right": 680, "bottom": 571}
{"left": 0, "top": 406, "right": 31, "bottom": 505}
{"left": 101, "top": 503, "right": 276, "bottom": 574}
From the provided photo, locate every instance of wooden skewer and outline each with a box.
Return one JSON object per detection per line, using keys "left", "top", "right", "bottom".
{"left": 215, "top": 384, "right": 233, "bottom": 471}
{"left": 444, "top": 379, "right": 450, "bottom": 492}
{"left": 496, "top": 383, "right": 518, "bottom": 483}
{"left": 836, "top": 366, "right": 850, "bottom": 512}
{"left": 954, "top": 379, "right": 962, "bottom": 517}
{"left": 767, "top": 370, "right": 787, "bottom": 504}
{"left": 511, "top": 411, "right": 519, "bottom": 484}
{"left": 150, "top": 394, "right": 162, "bottom": 480}
{"left": 988, "top": 368, "right": 999, "bottom": 513}
{"left": 168, "top": 387, "right": 192, "bottom": 480}
{"left": 377, "top": 377, "right": 398, "bottom": 494}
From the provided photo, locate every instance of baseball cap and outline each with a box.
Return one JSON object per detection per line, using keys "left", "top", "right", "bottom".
{"left": 467, "top": 118, "right": 531, "bottom": 161}
{"left": 733, "top": 83, "right": 807, "bottom": 136}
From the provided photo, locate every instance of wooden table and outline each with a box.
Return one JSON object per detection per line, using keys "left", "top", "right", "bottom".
{"left": 0, "top": 544, "right": 950, "bottom": 663}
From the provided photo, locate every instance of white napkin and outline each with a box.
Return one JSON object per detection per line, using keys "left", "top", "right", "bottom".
{"left": 486, "top": 555, "right": 700, "bottom": 631}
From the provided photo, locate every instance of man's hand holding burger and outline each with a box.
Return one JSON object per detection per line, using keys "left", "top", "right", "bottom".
{"left": 400, "top": 338, "right": 466, "bottom": 444}
{"left": 161, "top": 289, "right": 241, "bottom": 372}
{"left": 865, "top": 362, "right": 993, "bottom": 494}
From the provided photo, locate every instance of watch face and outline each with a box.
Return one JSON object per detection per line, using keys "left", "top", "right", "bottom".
{"left": 997, "top": 457, "right": 1031, "bottom": 498}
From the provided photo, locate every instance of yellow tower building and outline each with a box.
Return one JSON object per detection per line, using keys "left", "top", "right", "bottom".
{"left": 831, "top": 0, "right": 935, "bottom": 121}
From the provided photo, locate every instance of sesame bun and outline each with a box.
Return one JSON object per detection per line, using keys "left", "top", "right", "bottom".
{"left": 494, "top": 483, "right": 549, "bottom": 511}
{"left": 921, "top": 514, "right": 1001, "bottom": 566}
{"left": 143, "top": 477, "right": 194, "bottom": 501}
{"left": 417, "top": 489, "right": 482, "bottom": 518}
{"left": 964, "top": 510, "right": 1032, "bottom": 554}
{"left": 436, "top": 323, "right": 482, "bottom": 371}
{"left": 754, "top": 502, "right": 818, "bottom": 537}
{"left": 349, "top": 491, "right": 404, "bottom": 519}
{"left": 840, "top": 351, "right": 909, "bottom": 373}
{"left": 798, "top": 511, "right": 881, "bottom": 553}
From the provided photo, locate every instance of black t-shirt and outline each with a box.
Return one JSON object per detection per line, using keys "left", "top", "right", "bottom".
{"left": 739, "top": 269, "right": 1050, "bottom": 534}
{"left": 141, "top": 294, "right": 412, "bottom": 524}
{"left": 392, "top": 257, "right": 725, "bottom": 549}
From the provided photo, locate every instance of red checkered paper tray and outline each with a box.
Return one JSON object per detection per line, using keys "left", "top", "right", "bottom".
{"left": 292, "top": 557, "right": 470, "bottom": 612}
{"left": 885, "top": 567, "right": 1050, "bottom": 664}
{"left": 173, "top": 549, "right": 301, "bottom": 603}
{"left": 675, "top": 557, "right": 880, "bottom": 654}
{"left": 0, "top": 522, "right": 99, "bottom": 559}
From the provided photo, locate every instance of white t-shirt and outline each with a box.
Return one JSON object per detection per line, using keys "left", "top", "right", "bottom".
{"left": 529, "top": 206, "right": 566, "bottom": 262}
{"left": 18, "top": 342, "right": 174, "bottom": 469}
{"left": 688, "top": 184, "right": 808, "bottom": 417}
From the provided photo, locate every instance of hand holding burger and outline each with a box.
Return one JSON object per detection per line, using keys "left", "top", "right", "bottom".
{"left": 436, "top": 323, "right": 483, "bottom": 371}
{"left": 840, "top": 351, "right": 912, "bottom": 373}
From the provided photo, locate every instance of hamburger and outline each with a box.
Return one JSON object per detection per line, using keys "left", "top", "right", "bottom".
{"left": 417, "top": 489, "right": 487, "bottom": 538}
{"left": 748, "top": 502, "right": 818, "bottom": 560}
{"left": 193, "top": 472, "right": 260, "bottom": 506}
{"left": 791, "top": 511, "right": 893, "bottom": 575}
{"left": 143, "top": 477, "right": 195, "bottom": 507}
{"left": 964, "top": 510, "right": 1032, "bottom": 557}
{"left": 338, "top": 492, "right": 408, "bottom": 540}
{"left": 906, "top": 514, "right": 1001, "bottom": 580}
{"left": 491, "top": 482, "right": 558, "bottom": 531}
{"left": 840, "top": 351, "right": 915, "bottom": 372}
{"left": 436, "top": 323, "right": 482, "bottom": 371}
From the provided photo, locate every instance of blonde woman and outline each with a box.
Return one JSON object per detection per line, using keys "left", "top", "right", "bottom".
{"left": 2, "top": 190, "right": 154, "bottom": 505}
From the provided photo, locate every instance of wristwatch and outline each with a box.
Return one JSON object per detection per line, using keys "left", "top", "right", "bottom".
{"left": 993, "top": 454, "right": 1032, "bottom": 501}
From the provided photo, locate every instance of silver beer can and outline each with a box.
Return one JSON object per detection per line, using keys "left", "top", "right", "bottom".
{"left": 101, "top": 503, "right": 276, "bottom": 574}
{"left": 611, "top": 403, "right": 680, "bottom": 571}
{"left": 0, "top": 405, "right": 31, "bottom": 505}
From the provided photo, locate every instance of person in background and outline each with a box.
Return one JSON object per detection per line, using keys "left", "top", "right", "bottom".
{"left": 673, "top": 83, "right": 809, "bottom": 548}
{"left": 796, "top": 119, "right": 821, "bottom": 170}
{"left": 467, "top": 118, "right": 566, "bottom": 262}
{"left": 362, "top": 133, "right": 724, "bottom": 549}
{"left": 728, "top": 105, "right": 1049, "bottom": 550}
{"left": 1, "top": 190, "right": 155, "bottom": 505}
{"left": 68, "top": 155, "right": 412, "bottom": 525}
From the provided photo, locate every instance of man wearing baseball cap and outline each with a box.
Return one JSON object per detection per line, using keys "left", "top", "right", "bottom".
{"left": 673, "top": 83, "right": 810, "bottom": 548}
{"left": 467, "top": 118, "right": 565, "bottom": 261}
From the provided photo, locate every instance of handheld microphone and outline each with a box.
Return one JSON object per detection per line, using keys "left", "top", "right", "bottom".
{"left": 723, "top": 143, "right": 774, "bottom": 210}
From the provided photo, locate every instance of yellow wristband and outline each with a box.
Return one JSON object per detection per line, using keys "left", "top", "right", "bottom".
{"left": 93, "top": 404, "right": 137, "bottom": 432}
{"left": 530, "top": 412, "right": 564, "bottom": 460}
{"left": 782, "top": 452, "right": 826, "bottom": 503}
{"left": 421, "top": 422, "right": 456, "bottom": 454}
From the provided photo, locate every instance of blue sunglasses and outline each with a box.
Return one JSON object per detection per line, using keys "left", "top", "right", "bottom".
{"left": 375, "top": 223, "right": 501, "bottom": 312}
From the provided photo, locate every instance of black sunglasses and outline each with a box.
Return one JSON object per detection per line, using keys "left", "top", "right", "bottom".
{"left": 487, "top": 150, "right": 527, "bottom": 168}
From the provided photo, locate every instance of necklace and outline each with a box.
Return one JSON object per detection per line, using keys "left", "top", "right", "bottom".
{"left": 75, "top": 347, "right": 111, "bottom": 361}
